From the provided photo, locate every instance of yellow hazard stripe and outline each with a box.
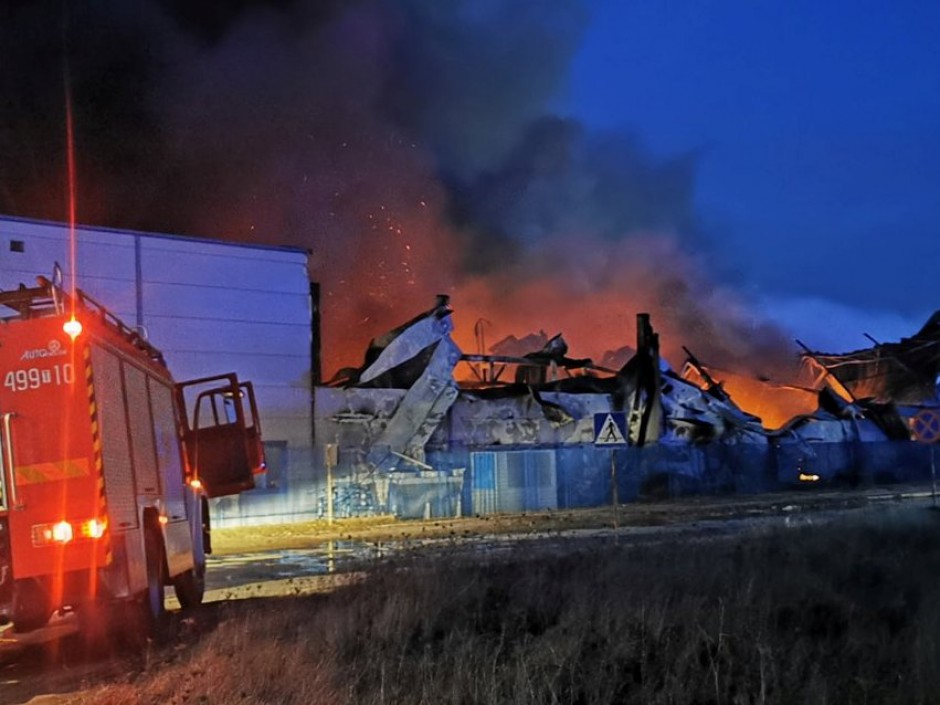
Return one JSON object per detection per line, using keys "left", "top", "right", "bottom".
{"left": 83, "top": 345, "right": 111, "bottom": 564}
{"left": 15, "top": 457, "right": 91, "bottom": 484}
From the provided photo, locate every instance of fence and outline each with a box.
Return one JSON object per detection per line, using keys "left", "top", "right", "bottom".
{"left": 211, "top": 440, "right": 937, "bottom": 525}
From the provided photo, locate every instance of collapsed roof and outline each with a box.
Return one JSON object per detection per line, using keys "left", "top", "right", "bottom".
{"left": 330, "top": 300, "right": 940, "bottom": 434}
{"left": 328, "top": 298, "right": 772, "bottom": 458}
{"left": 802, "top": 311, "right": 940, "bottom": 404}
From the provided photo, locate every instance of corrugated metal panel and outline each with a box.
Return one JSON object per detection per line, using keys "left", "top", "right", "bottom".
{"left": 140, "top": 245, "right": 307, "bottom": 295}
{"left": 470, "top": 450, "right": 557, "bottom": 514}
{"left": 138, "top": 232, "right": 304, "bottom": 263}
{"left": 0, "top": 222, "right": 136, "bottom": 288}
{"left": 140, "top": 282, "right": 310, "bottom": 323}
{"left": 471, "top": 452, "right": 498, "bottom": 514}
{"left": 91, "top": 345, "right": 138, "bottom": 529}
{"left": 0, "top": 216, "right": 303, "bottom": 259}
{"left": 123, "top": 363, "right": 160, "bottom": 495}
{"left": 495, "top": 453, "right": 521, "bottom": 512}
{"left": 386, "top": 473, "right": 463, "bottom": 519}
{"left": 142, "top": 318, "right": 309, "bottom": 356}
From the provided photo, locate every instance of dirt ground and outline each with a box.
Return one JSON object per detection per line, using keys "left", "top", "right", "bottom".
{"left": 0, "top": 483, "right": 934, "bottom": 704}
{"left": 209, "top": 482, "right": 935, "bottom": 555}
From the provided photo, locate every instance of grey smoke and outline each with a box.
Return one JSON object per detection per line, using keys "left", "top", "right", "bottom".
{"left": 0, "top": 0, "right": 793, "bottom": 377}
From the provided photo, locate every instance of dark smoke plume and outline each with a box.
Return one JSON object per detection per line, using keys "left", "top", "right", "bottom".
{"left": 0, "top": 0, "right": 794, "bottom": 378}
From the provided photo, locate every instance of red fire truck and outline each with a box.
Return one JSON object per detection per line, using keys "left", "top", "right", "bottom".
{"left": 0, "top": 273, "right": 264, "bottom": 637}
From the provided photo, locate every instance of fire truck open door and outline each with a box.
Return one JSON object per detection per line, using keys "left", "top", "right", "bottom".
{"left": 175, "top": 374, "right": 265, "bottom": 498}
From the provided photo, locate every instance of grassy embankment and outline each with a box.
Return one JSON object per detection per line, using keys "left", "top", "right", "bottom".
{"left": 79, "top": 507, "right": 939, "bottom": 704}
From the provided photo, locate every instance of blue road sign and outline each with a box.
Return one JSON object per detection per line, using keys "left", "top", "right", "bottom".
{"left": 594, "top": 412, "right": 628, "bottom": 446}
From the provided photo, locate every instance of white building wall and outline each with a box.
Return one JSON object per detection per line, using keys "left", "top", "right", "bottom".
{"left": 0, "top": 216, "right": 314, "bottom": 525}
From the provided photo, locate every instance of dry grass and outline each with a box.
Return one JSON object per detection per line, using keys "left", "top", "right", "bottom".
{"left": 74, "top": 507, "right": 940, "bottom": 705}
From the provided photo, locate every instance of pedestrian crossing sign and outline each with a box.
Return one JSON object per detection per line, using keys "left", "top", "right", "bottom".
{"left": 594, "top": 412, "right": 628, "bottom": 446}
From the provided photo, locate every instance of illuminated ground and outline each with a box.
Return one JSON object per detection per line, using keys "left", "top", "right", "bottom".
{"left": 1, "top": 483, "right": 935, "bottom": 704}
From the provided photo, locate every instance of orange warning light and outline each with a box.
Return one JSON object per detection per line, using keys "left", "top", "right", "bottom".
{"left": 81, "top": 518, "right": 107, "bottom": 539}
{"left": 63, "top": 317, "right": 83, "bottom": 339}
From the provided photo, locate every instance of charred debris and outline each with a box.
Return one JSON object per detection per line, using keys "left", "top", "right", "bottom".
{"left": 314, "top": 298, "right": 939, "bottom": 518}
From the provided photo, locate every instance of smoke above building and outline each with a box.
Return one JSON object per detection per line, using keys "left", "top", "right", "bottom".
{"left": 0, "top": 0, "right": 796, "bottom": 379}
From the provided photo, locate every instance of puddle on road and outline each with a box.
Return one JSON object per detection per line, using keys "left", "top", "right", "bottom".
{"left": 204, "top": 501, "right": 937, "bottom": 594}
{"left": 206, "top": 540, "right": 386, "bottom": 590}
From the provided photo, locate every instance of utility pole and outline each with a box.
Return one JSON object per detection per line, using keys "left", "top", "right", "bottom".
{"left": 325, "top": 442, "right": 338, "bottom": 525}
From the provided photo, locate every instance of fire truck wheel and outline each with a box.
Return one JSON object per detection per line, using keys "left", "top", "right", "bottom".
{"left": 140, "top": 526, "right": 168, "bottom": 638}
{"left": 11, "top": 584, "right": 51, "bottom": 633}
{"left": 172, "top": 565, "right": 205, "bottom": 609}
{"left": 11, "top": 608, "right": 49, "bottom": 634}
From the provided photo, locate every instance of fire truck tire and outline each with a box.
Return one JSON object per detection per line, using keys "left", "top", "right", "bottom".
{"left": 172, "top": 565, "right": 205, "bottom": 609}
{"left": 140, "top": 526, "right": 168, "bottom": 638}
{"left": 11, "top": 608, "right": 49, "bottom": 634}
{"left": 11, "top": 583, "right": 51, "bottom": 633}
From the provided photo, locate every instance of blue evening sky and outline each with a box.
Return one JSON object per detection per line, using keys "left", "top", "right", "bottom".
{"left": 564, "top": 0, "right": 940, "bottom": 350}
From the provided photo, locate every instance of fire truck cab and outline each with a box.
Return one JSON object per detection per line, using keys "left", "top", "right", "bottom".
{"left": 0, "top": 274, "right": 263, "bottom": 636}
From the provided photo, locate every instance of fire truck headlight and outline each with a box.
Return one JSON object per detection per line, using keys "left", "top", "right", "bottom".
{"left": 81, "top": 518, "right": 107, "bottom": 539}
{"left": 50, "top": 521, "right": 73, "bottom": 543}
{"left": 32, "top": 523, "right": 56, "bottom": 545}
{"left": 33, "top": 518, "right": 106, "bottom": 545}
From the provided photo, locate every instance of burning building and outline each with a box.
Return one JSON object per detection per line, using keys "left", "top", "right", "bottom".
{"left": 5, "top": 221, "right": 931, "bottom": 525}
{"left": 315, "top": 298, "right": 939, "bottom": 519}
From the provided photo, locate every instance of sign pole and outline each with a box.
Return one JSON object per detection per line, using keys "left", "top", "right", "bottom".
{"left": 325, "top": 442, "right": 338, "bottom": 525}
{"left": 610, "top": 448, "right": 618, "bottom": 532}
{"left": 932, "top": 444, "right": 937, "bottom": 509}
{"left": 327, "top": 459, "right": 334, "bottom": 525}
